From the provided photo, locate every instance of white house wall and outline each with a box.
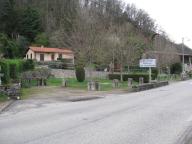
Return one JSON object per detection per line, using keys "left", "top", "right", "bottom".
{"left": 35, "top": 53, "right": 52, "bottom": 61}
{"left": 26, "top": 49, "right": 35, "bottom": 59}
{"left": 26, "top": 50, "right": 74, "bottom": 63}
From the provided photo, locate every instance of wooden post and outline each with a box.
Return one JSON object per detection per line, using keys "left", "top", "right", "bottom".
{"left": 139, "top": 77, "right": 144, "bottom": 85}
{"left": 128, "top": 78, "right": 133, "bottom": 87}
{"left": 149, "top": 67, "right": 152, "bottom": 83}
{"left": 112, "top": 79, "right": 119, "bottom": 88}
{"left": 62, "top": 79, "right": 67, "bottom": 87}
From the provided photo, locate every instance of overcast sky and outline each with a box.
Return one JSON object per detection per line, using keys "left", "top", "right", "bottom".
{"left": 122, "top": 0, "right": 192, "bottom": 48}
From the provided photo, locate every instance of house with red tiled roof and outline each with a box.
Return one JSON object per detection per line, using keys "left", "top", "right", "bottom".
{"left": 25, "top": 46, "right": 74, "bottom": 63}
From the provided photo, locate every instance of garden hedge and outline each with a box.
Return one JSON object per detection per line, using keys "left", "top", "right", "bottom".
{"left": 0, "top": 61, "right": 10, "bottom": 84}
{"left": 108, "top": 73, "right": 156, "bottom": 83}
{"left": 0, "top": 59, "right": 35, "bottom": 84}
{"left": 9, "top": 63, "right": 19, "bottom": 80}
{"left": 23, "top": 59, "right": 35, "bottom": 71}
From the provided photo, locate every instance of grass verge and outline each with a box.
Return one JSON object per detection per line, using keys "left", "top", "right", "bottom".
{"left": 20, "top": 78, "right": 138, "bottom": 99}
{"left": 0, "top": 94, "right": 8, "bottom": 102}
{"left": 47, "top": 78, "right": 138, "bottom": 91}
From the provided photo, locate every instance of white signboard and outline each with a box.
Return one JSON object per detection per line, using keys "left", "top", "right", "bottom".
{"left": 140, "top": 59, "right": 156, "bottom": 68}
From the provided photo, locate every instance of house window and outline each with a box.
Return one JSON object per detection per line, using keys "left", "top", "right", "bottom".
{"left": 31, "top": 54, "right": 32, "bottom": 59}
{"left": 59, "top": 54, "right": 62, "bottom": 59}
{"left": 26, "top": 54, "right": 28, "bottom": 59}
{"left": 40, "top": 54, "right": 44, "bottom": 61}
{"left": 51, "top": 54, "right": 55, "bottom": 61}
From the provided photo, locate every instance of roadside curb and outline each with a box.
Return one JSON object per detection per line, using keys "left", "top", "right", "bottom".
{"left": 132, "top": 81, "right": 169, "bottom": 92}
{"left": 0, "top": 100, "right": 15, "bottom": 113}
{"left": 66, "top": 96, "right": 104, "bottom": 102}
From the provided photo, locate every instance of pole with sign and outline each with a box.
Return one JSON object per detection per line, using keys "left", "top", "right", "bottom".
{"left": 139, "top": 59, "right": 157, "bottom": 83}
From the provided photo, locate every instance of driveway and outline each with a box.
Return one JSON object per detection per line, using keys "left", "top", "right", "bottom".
{"left": 2, "top": 87, "right": 127, "bottom": 114}
{"left": 1, "top": 81, "right": 192, "bottom": 144}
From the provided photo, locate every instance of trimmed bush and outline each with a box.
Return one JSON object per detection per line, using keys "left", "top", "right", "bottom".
{"left": 48, "top": 61, "right": 74, "bottom": 70}
{"left": 18, "top": 61, "right": 24, "bottom": 72}
{"left": 0, "top": 61, "right": 10, "bottom": 84}
{"left": 125, "top": 66, "right": 148, "bottom": 73}
{"left": 108, "top": 73, "right": 156, "bottom": 83}
{"left": 170, "top": 63, "right": 182, "bottom": 74}
{"left": 10, "top": 63, "right": 19, "bottom": 80}
{"left": 75, "top": 67, "right": 85, "bottom": 82}
{"left": 152, "top": 68, "right": 159, "bottom": 78}
{"left": 23, "top": 59, "right": 35, "bottom": 71}
{"left": 48, "top": 61, "right": 65, "bottom": 69}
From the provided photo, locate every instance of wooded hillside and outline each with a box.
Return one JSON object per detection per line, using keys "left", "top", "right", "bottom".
{"left": 0, "top": 0, "right": 179, "bottom": 68}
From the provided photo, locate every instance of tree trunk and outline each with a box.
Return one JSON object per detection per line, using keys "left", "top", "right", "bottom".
{"left": 120, "top": 64, "right": 123, "bottom": 82}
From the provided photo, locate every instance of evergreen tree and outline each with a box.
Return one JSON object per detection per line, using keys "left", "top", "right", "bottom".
{"left": 0, "top": 33, "right": 19, "bottom": 58}
{"left": 16, "top": 36, "right": 29, "bottom": 57}
{"left": 0, "top": 0, "right": 18, "bottom": 37}
{"left": 34, "top": 33, "right": 49, "bottom": 46}
{"left": 18, "top": 7, "right": 42, "bottom": 42}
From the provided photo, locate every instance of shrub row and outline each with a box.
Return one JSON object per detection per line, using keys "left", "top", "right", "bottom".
{"left": 75, "top": 67, "right": 85, "bottom": 82}
{"left": 108, "top": 73, "right": 156, "bottom": 83}
{"left": 0, "top": 61, "right": 10, "bottom": 84}
{"left": 0, "top": 59, "right": 35, "bottom": 84}
{"left": 37, "top": 61, "right": 74, "bottom": 69}
{"left": 170, "top": 63, "right": 182, "bottom": 74}
{"left": 48, "top": 61, "right": 66, "bottom": 69}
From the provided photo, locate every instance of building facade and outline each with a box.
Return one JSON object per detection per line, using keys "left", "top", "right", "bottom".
{"left": 25, "top": 46, "right": 74, "bottom": 64}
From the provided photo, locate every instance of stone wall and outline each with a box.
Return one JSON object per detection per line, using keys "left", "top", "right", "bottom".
{"left": 51, "top": 69, "right": 109, "bottom": 79}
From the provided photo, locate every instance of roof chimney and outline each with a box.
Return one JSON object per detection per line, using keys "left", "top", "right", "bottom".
{"left": 41, "top": 45, "right": 44, "bottom": 48}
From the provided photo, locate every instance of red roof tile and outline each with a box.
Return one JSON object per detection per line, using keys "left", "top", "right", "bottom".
{"left": 29, "top": 46, "right": 73, "bottom": 54}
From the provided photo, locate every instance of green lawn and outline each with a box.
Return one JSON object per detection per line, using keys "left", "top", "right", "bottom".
{"left": 23, "top": 77, "right": 137, "bottom": 91}
{"left": 20, "top": 78, "right": 138, "bottom": 100}
{"left": 21, "top": 87, "right": 41, "bottom": 99}
{"left": 0, "top": 94, "right": 8, "bottom": 102}
{"left": 48, "top": 78, "right": 88, "bottom": 89}
{"left": 47, "top": 78, "right": 63, "bottom": 86}
{"left": 47, "top": 78, "right": 137, "bottom": 91}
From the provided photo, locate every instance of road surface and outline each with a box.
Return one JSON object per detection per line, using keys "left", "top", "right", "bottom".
{"left": 1, "top": 81, "right": 192, "bottom": 144}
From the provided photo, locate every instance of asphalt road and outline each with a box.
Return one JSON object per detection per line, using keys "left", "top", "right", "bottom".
{"left": 1, "top": 81, "right": 192, "bottom": 144}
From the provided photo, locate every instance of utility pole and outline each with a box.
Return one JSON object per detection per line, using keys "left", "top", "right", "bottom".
{"left": 182, "top": 37, "right": 185, "bottom": 74}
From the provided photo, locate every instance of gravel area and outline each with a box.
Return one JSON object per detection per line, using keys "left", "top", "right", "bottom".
{"left": 0, "top": 100, "right": 14, "bottom": 113}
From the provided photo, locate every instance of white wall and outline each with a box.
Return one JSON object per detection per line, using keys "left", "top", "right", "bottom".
{"left": 26, "top": 50, "right": 74, "bottom": 63}
{"left": 26, "top": 49, "right": 35, "bottom": 60}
